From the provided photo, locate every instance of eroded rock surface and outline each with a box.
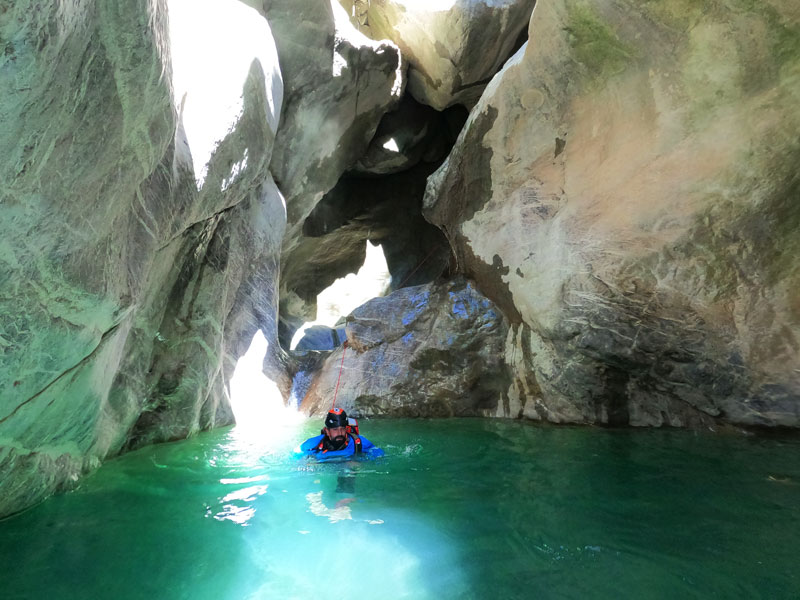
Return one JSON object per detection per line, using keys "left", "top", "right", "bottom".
{"left": 342, "top": 0, "right": 535, "bottom": 110}
{"left": 282, "top": 161, "right": 452, "bottom": 348}
{"left": 255, "top": 0, "right": 405, "bottom": 347}
{"left": 424, "top": 1, "right": 800, "bottom": 426}
{"left": 0, "top": 0, "right": 285, "bottom": 518}
{"left": 266, "top": 0, "right": 403, "bottom": 224}
{"left": 4, "top": 0, "right": 800, "bottom": 523}
{"left": 300, "top": 278, "right": 509, "bottom": 416}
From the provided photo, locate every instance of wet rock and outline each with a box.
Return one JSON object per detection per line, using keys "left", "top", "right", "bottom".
{"left": 424, "top": 0, "right": 800, "bottom": 427}
{"left": 299, "top": 278, "right": 510, "bottom": 417}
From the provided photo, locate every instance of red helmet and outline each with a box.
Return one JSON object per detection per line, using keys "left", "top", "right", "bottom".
{"left": 325, "top": 408, "right": 348, "bottom": 428}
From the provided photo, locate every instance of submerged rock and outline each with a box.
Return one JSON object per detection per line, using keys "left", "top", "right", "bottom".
{"left": 424, "top": 0, "right": 800, "bottom": 426}
{"left": 299, "top": 278, "right": 509, "bottom": 417}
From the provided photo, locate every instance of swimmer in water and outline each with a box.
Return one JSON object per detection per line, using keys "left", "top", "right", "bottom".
{"left": 297, "top": 408, "right": 384, "bottom": 458}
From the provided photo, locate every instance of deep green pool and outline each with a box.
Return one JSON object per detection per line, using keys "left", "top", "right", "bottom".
{"left": 2, "top": 419, "right": 799, "bottom": 599}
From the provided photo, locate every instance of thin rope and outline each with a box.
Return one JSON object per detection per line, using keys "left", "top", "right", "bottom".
{"left": 395, "top": 244, "right": 445, "bottom": 290}
{"left": 331, "top": 342, "right": 347, "bottom": 410}
{"left": 326, "top": 244, "right": 447, "bottom": 401}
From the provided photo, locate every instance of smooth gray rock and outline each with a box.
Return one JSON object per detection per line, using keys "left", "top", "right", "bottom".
{"left": 0, "top": 0, "right": 178, "bottom": 519}
{"left": 343, "top": 0, "right": 535, "bottom": 110}
{"left": 256, "top": 0, "right": 405, "bottom": 346}
{"left": 424, "top": 0, "right": 800, "bottom": 427}
{"left": 0, "top": 0, "right": 285, "bottom": 518}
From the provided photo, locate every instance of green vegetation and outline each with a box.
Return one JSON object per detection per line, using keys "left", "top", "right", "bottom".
{"left": 564, "top": 4, "right": 638, "bottom": 83}
{"left": 640, "top": 0, "right": 706, "bottom": 31}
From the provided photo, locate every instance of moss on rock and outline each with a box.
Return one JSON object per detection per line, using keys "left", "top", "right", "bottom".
{"left": 565, "top": 3, "right": 638, "bottom": 83}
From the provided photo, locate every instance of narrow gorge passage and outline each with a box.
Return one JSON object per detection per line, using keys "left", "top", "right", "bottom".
{"left": 1, "top": 1, "right": 799, "bottom": 597}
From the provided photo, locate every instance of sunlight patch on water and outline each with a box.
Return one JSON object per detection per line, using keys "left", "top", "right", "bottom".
{"left": 222, "top": 484, "right": 269, "bottom": 504}
{"left": 241, "top": 509, "right": 464, "bottom": 600}
{"left": 212, "top": 503, "right": 256, "bottom": 526}
{"left": 306, "top": 490, "right": 353, "bottom": 522}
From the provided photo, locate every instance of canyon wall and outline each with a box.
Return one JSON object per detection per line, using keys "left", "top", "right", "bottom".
{"left": 423, "top": 0, "right": 800, "bottom": 427}
{"left": 0, "top": 0, "right": 290, "bottom": 517}
{"left": 2, "top": 0, "right": 799, "bottom": 518}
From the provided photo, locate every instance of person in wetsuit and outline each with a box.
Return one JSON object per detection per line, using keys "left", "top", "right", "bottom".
{"left": 297, "top": 408, "right": 384, "bottom": 458}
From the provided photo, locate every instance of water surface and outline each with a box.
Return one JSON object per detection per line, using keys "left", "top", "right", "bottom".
{"left": 2, "top": 419, "right": 799, "bottom": 599}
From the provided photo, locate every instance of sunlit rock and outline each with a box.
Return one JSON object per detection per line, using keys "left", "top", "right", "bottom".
{"left": 424, "top": 1, "right": 800, "bottom": 426}
{"left": 265, "top": 0, "right": 403, "bottom": 225}
{"left": 299, "top": 278, "right": 509, "bottom": 417}
{"left": 343, "top": 0, "right": 535, "bottom": 110}
{"left": 0, "top": 0, "right": 284, "bottom": 518}
{"left": 255, "top": 0, "right": 404, "bottom": 346}
{"left": 123, "top": 0, "right": 286, "bottom": 448}
{"left": 170, "top": 0, "right": 282, "bottom": 187}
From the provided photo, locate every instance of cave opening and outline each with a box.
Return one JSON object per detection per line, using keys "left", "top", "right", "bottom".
{"left": 277, "top": 96, "right": 469, "bottom": 350}
{"left": 290, "top": 240, "right": 391, "bottom": 350}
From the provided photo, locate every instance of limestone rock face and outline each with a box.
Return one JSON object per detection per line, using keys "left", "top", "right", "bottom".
{"left": 125, "top": 0, "right": 286, "bottom": 450}
{"left": 0, "top": 0, "right": 285, "bottom": 518}
{"left": 424, "top": 1, "right": 800, "bottom": 427}
{"left": 345, "top": 0, "right": 535, "bottom": 110}
{"left": 282, "top": 161, "right": 451, "bottom": 348}
{"left": 264, "top": 0, "right": 403, "bottom": 227}
{"left": 299, "top": 278, "right": 509, "bottom": 417}
{"left": 257, "top": 0, "right": 405, "bottom": 345}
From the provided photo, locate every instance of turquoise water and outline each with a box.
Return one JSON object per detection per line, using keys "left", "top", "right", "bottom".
{"left": 2, "top": 419, "right": 799, "bottom": 599}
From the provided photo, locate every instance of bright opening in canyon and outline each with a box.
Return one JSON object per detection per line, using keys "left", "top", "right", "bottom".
{"left": 290, "top": 242, "right": 391, "bottom": 350}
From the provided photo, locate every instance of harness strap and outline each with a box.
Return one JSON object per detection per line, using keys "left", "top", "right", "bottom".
{"left": 316, "top": 434, "right": 362, "bottom": 454}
